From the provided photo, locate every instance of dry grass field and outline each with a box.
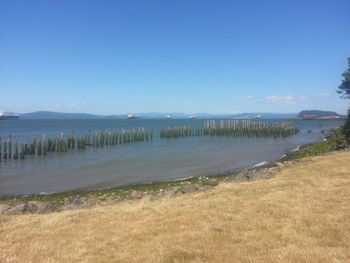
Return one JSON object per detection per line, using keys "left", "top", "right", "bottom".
{"left": 1, "top": 151, "right": 350, "bottom": 263}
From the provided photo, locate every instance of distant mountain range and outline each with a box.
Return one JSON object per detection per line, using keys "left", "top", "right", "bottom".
{"left": 1, "top": 110, "right": 344, "bottom": 120}
{"left": 297, "top": 110, "right": 343, "bottom": 118}
{"left": 5, "top": 110, "right": 299, "bottom": 119}
{"left": 21, "top": 111, "right": 106, "bottom": 119}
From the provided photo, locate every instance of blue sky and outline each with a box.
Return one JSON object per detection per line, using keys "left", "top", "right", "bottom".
{"left": 1, "top": 0, "right": 349, "bottom": 115}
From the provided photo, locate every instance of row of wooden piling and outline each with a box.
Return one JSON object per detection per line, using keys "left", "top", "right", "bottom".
{"left": 160, "top": 120, "right": 299, "bottom": 139}
{"left": 0, "top": 128, "right": 153, "bottom": 162}
{"left": 0, "top": 121, "right": 300, "bottom": 162}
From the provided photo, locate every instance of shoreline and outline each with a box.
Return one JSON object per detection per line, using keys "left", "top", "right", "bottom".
{"left": 0, "top": 131, "right": 344, "bottom": 215}
{"left": 0, "top": 139, "right": 302, "bottom": 199}
{"left": 0, "top": 147, "right": 304, "bottom": 215}
{"left": 0, "top": 142, "right": 297, "bottom": 198}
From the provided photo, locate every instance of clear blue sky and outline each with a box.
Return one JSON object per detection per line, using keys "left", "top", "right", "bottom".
{"left": 1, "top": 0, "right": 349, "bottom": 115}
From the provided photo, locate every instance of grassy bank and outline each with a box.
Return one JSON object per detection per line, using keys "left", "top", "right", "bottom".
{"left": 1, "top": 150, "right": 350, "bottom": 262}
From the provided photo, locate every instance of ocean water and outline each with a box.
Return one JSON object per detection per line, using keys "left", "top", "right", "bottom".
{"left": 0, "top": 119, "right": 344, "bottom": 196}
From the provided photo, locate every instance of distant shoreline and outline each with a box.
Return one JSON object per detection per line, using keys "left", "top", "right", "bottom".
{"left": 0, "top": 109, "right": 346, "bottom": 120}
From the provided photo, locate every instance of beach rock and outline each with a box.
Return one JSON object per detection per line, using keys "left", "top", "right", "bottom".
{"left": 284, "top": 161, "right": 294, "bottom": 167}
{"left": 29, "top": 201, "right": 53, "bottom": 214}
{"left": 181, "top": 184, "right": 201, "bottom": 193}
{"left": 63, "top": 196, "right": 100, "bottom": 211}
{"left": 110, "top": 197, "right": 124, "bottom": 204}
{"left": 162, "top": 190, "right": 177, "bottom": 198}
{"left": 251, "top": 171, "right": 272, "bottom": 181}
{"left": 6, "top": 203, "right": 36, "bottom": 214}
{"left": 83, "top": 196, "right": 101, "bottom": 207}
{"left": 130, "top": 190, "right": 144, "bottom": 199}
{"left": 0, "top": 204, "right": 11, "bottom": 214}
{"left": 253, "top": 161, "right": 268, "bottom": 168}
{"left": 230, "top": 170, "right": 252, "bottom": 182}
{"left": 70, "top": 197, "right": 86, "bottom": 206}
{"left": 229, "top": 176, "right": 246, "bottom": 183}
{"left": 275, "top": 162, "right": 284, "bottom": 168}
{"left": 62, "top": 205, "right": 78, "bottom": 211}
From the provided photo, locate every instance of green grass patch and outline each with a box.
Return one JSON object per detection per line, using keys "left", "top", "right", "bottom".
{"left": 0, "top": 174, "right": 232, "bottom": 206}
{"left": 291, "top": 128, "right": 348, "bottom": 160}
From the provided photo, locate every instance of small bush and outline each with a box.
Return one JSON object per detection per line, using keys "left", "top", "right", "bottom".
{"left": 292, "top": 128, "right": 348, "bottom": 159}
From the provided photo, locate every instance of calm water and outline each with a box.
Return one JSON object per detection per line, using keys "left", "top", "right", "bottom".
{"left": 0, "top": 119, "right": 344, "bottom": 196}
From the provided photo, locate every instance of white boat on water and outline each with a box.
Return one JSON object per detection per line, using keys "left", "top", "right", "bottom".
{"left": 0, "top": 111, "right": 20, "bottom": 120}
{"left": 126, "top": 114, "right": 139, "bottom": 119}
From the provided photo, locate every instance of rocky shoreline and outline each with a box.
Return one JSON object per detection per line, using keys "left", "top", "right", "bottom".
{"left": 0, "top": 157, "right": 298, "bottom": 215}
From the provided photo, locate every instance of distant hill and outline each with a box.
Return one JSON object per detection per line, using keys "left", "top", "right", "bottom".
{"left": 21, "top": 111, "right": 103, "bottom": 120}
{"left": 298, "top": 110, "right": 342, "bottom": 118}
{"left": 17, "top": 111, "right": 298, "bottom": 120}
{"left": 230, "top": 112, "right": 297, "bottom": 119}
{"left": 138, "top": 112, "right": 298, "bottom": 119}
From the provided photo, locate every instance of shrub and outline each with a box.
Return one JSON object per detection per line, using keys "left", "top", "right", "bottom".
{"left": 292, "top": 128, "right": 348, "bottom": 159}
